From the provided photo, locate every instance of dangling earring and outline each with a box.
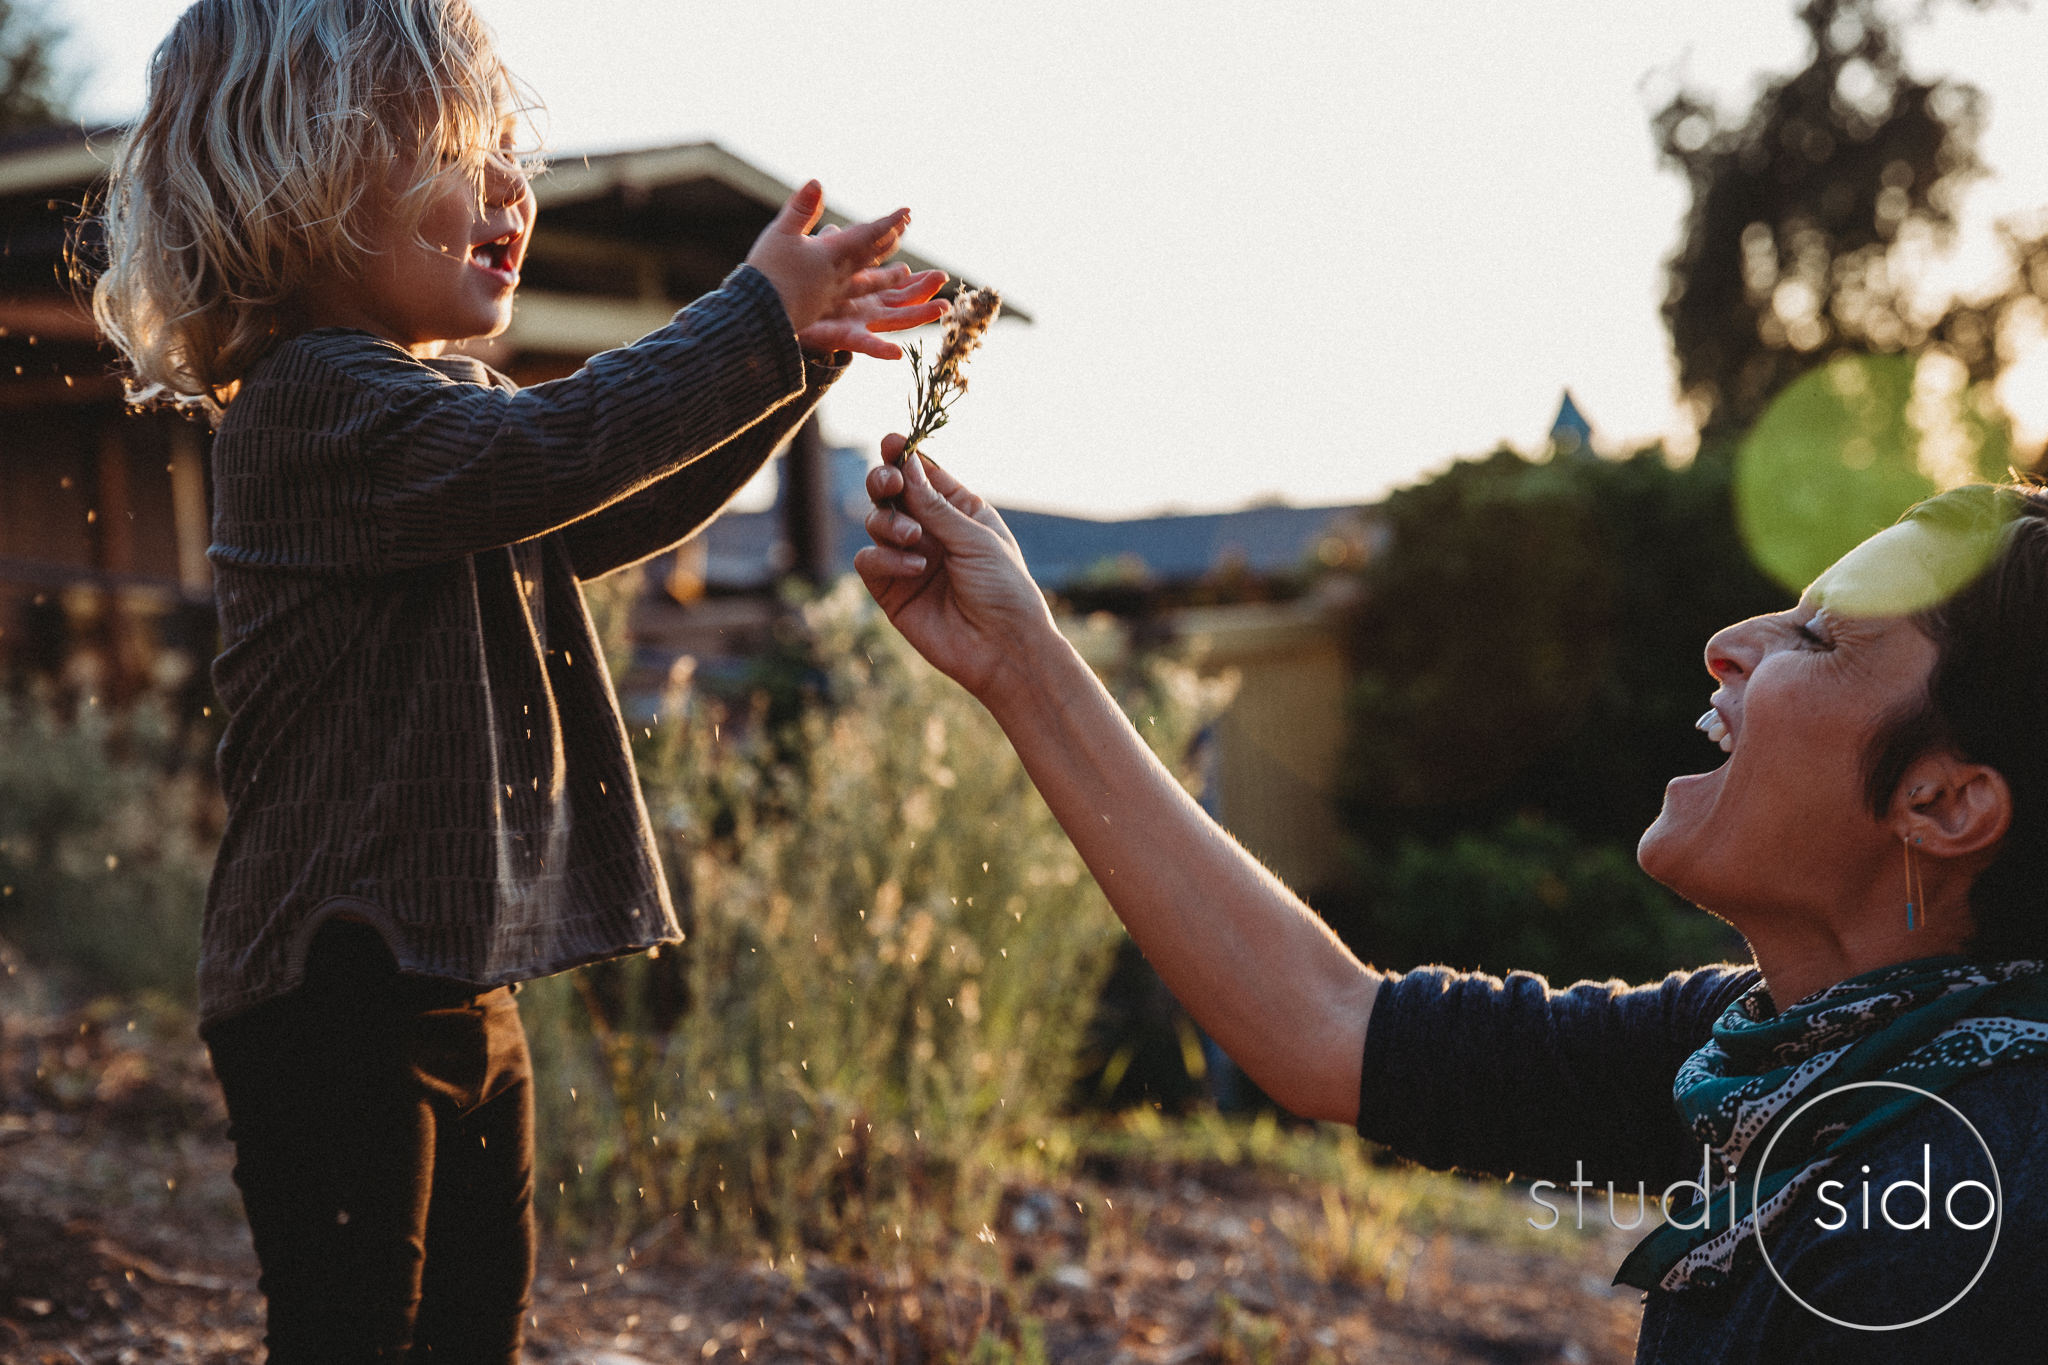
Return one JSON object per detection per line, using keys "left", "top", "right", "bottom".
{"left": 1903, "top": 836, "right": 1926, "bottom": 932}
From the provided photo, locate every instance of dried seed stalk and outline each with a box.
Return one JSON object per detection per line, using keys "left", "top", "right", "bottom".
{"left": 898, "top": 285, "right": 1001, "bottom": 468}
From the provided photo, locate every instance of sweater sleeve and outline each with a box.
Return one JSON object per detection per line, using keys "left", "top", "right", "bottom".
{"left": 560, "top": 351, "right": 846, "bottom": 581}
{"left": 234, "top": 265, "right": 807, "bottom": 576}
{"left": 1356, "top": 962, "right": 1758, "bottom": 1187}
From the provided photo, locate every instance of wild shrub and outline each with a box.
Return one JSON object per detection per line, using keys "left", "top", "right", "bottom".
{"left": 526, "top": 583, "right": 1221, "bottom": 1262}
{"left": 0, "top": 688, "right": 217, "bottom": 997}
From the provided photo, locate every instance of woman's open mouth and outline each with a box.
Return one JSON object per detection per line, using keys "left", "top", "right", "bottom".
{"left": 1695, "top": 705, "right": 1735, "bottom": 755}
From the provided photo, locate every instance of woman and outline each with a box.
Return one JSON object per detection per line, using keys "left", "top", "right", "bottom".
{"left": 855, "top": 439, "right": 2048, "bottom": 1362}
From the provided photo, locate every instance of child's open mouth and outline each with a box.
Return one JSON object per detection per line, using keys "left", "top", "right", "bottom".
{"left": 469, "top": 232, "right": 520, "bottom": 282}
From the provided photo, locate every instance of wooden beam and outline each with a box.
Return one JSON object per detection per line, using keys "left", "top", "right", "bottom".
{"left": 781, "top": 415, "right": 832, "bottom": 587}
{"left": 0, "top": 371, "right": 121, "bottom": 409}
{"left": 168, "top": 422, "right": 211, "bottom": 594}
{"left": 533, "top": 143, "right": 997, "bottom": 311}
{"left": 0, "top": 296, "right": 99, "bottom": 343}
{"left": 94, "top": 421, "right": 133, "bottom": 576}
{"left": 488, "top": 290, "right": 682, "bottom": 356}
{"left": 526, "top": 228, "right": 733, "bottom": 300}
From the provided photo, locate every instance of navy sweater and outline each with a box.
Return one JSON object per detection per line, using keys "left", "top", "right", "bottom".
{"left": 1358, "top": 964, "right": 2048, "bottom": 1361}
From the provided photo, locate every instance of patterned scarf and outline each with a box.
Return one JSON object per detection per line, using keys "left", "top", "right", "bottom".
{"left": 1615, "top": 956, "right": 2048, "bottom": 1293}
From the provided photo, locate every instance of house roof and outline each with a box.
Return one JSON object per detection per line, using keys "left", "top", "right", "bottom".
{"left": 1000, "top": 502, "right": 1375, "bottom": 586}
{"left": 686, "top": 446, "right": 1375, "bottom": 593}
{"left": 533, "top": 143, "right": 1024, "bottom": 319}
{"left": 0, "top": 127, "right": 1026, "bottom": 323}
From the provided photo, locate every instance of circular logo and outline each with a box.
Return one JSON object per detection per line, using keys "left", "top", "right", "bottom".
{"left": 1751, "top": 1079, "right": 2001, "bottom": 1331}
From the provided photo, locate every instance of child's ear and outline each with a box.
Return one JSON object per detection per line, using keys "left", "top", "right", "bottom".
{"left": 1894, "top": 754, "right": 2012, "bottom": 858}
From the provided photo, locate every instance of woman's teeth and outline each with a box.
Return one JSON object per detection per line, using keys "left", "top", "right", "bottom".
{"left": 1695, "top": 709, "right": 1733, "bottom": 754}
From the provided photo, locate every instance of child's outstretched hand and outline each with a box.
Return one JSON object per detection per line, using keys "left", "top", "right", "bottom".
{"left": 745, "top": 181, "right": 948, "bottom": 359}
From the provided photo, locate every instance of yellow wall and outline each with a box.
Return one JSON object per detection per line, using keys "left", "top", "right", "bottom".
{"left": 1059, "top": 592, "right": 1352, "bottom": 898}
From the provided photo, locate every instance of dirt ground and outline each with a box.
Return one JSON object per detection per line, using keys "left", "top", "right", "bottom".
{"left": 0, "top": 985, "right": 1650, "bottom": 1364}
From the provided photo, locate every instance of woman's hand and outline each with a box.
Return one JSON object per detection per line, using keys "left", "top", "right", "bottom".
{"left": 854, "top": 436, "right": 1059, "bottom": 700}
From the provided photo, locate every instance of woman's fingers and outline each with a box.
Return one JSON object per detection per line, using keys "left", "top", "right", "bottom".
{"left": 913, "top": 454, "right": 1024, "bottom": 556}
{"left": 870, "top": 443, "right": 997, "bottom": 537}
{"left": 866, "top": 463, "right": 903, "bottom": 503}
{"left": 855, "top": 543, "right": 927, "bottom": 578}
{"left": 898, "top": 447, "right": 988, "bottom": 541}
{"left": 913, "top": 451, "right": 988, "bottom": 518}
{"left": 865, "top": 503, "right": 922, "bottom": 549}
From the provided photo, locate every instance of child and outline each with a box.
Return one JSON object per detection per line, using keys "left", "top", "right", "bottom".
{"left": 89, "top": 0, "right": 946, "bottom": 1358}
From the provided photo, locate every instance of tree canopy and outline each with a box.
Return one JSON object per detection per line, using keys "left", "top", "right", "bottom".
{"left": 0, "top": 1, "right": 68, "bottom": 138}
{"left": 1331, "top": 0, "right": 2048, "bottom": 985}
{"left": 1656, "top": 0, "right": 2045, "bottom": 442}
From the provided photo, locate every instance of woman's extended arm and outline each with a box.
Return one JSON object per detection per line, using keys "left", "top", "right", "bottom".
{"left": 986, "top": 618, "right": 1377, "bottom": 1123}
{"left": 856, "top": 442, "right": 1375, "bottom": 1122}
{"left": 858, "top": 445, "right": 1763, "bottom": 1174}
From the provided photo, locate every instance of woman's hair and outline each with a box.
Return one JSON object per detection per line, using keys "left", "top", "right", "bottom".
{"left": 84, "top": 0, "right": 540, "bottom": 414}
{"left": 1863, "top": 482, "right": 2048, "bottom": 958}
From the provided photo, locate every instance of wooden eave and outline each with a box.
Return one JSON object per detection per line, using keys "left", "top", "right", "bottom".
{"left": 0, "top": 132, "right": 1029, "bottom": 339}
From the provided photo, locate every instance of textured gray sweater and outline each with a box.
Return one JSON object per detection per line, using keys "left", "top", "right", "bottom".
{"left": 199, "top": 265, "right": 836, "bottom": 1024}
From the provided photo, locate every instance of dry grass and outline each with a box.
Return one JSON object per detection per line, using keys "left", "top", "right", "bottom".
{"left": 527, "top": 582, "right": 1232, "bottom": 1274}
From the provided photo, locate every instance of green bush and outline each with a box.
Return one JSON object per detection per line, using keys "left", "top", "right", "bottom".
{"left": 1339, "top": 445, "right": 1789, "bottom": 850}
{"left": 0, "top": 688, "right": 218, "bottom": 998}
{"left": 524, "top": 583, "right": 1215, "bottom": 1261}
{"left": 1332, "top": 444, "right": 1781, "bottom": 985}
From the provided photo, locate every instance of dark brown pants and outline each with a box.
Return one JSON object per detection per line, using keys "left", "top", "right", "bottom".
{"left": 202, "top": 920, "right": 535, "bottom": 1363}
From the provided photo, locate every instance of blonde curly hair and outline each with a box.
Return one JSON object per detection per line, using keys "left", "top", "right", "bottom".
{"left": 85, "top": 0, "right": 541, "bottom": 415}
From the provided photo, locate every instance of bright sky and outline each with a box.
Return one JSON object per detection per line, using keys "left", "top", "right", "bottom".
{"left": 50, "top": 0, "right": 2048, "bottom": 517}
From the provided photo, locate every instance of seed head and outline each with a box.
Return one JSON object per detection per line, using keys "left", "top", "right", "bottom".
{"left": 929, "top": 285, "right": 1002, "bottom": 392}
{"left": 900, "top": 284, "right": 1003, "bottom": 463}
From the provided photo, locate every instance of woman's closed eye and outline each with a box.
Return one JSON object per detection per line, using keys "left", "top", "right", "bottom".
{"left": 1792, "top": 607, "right": 1848, "bottom": 650}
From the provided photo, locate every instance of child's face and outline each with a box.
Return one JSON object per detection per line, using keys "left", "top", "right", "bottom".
{"left": 303, "top": 139, "right": 535, "bottom": 355}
